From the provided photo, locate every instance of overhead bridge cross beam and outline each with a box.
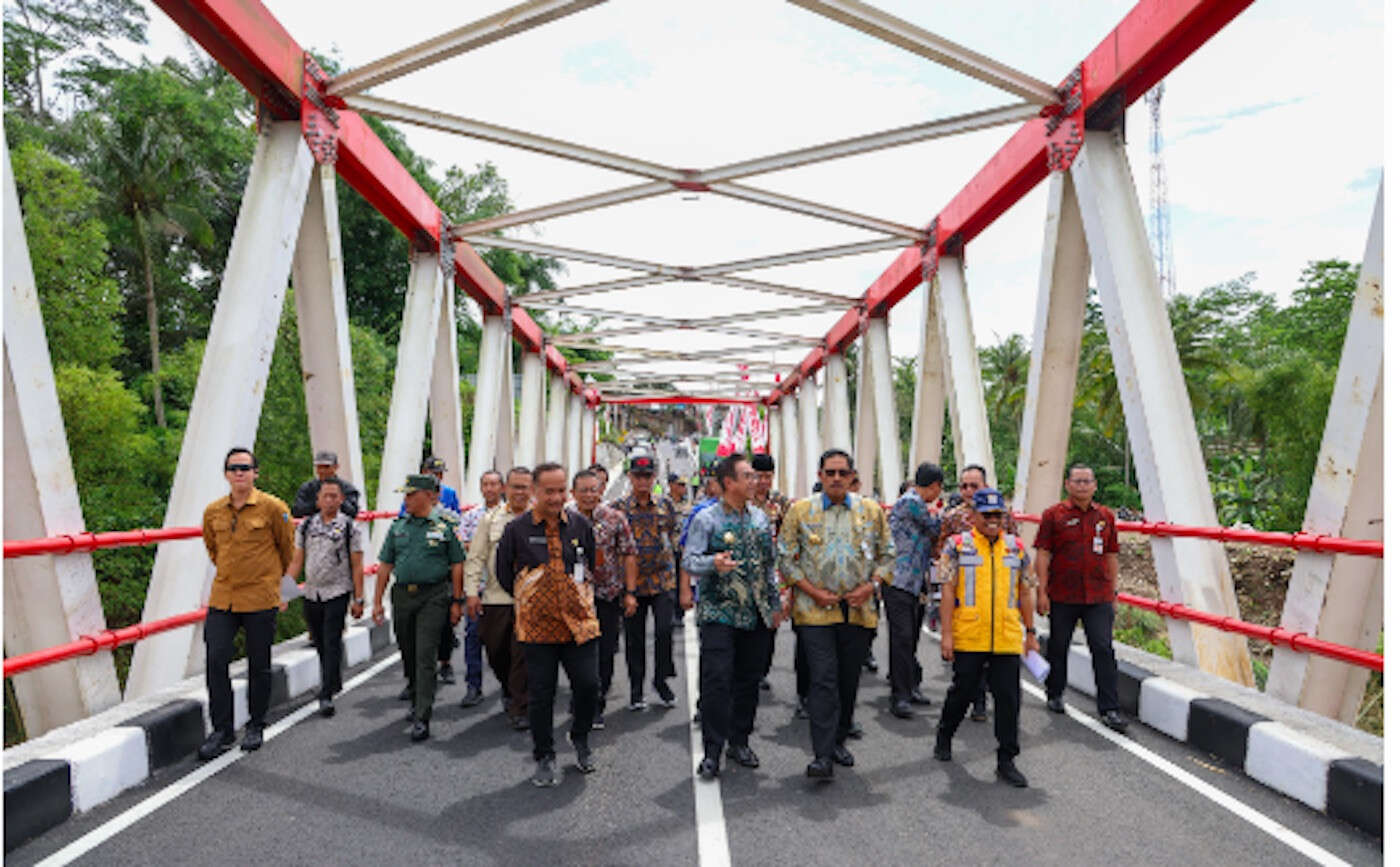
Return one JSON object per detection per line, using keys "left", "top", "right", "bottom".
{"left": 347, "top": 96, "right": 1037, "bottom": 237}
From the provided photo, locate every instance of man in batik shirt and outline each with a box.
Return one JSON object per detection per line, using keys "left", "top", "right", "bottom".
{"left": 568, "top": 468, "right": 637, "bottom": 729}
{"left": 778, "top": 448, "right": 894, "bottom": 781}
{"left": 611, "top": 452, "right": 681, "bottom": 709}
{"left": 749, "top": 452, "right": 789, "bottom": 689}
{"left": 684, "top": 455, "right": 780, "bottom": 779}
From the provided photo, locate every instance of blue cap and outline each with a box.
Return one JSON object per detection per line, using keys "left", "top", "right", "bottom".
{"left": 973, "top": 487, "right": 1006, "bottom": 513}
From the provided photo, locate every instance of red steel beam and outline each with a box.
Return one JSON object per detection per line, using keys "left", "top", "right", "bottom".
{"left": 152, "top": 0, "right": 569, "bottom": 377}
{"left": 766, "top": 0, "right": 1254, "bottom": 404}
{"left": 1011, "top": 512, "right": 1382, "bottom": 558}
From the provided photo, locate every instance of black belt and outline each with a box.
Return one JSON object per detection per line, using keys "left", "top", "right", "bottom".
{"left": 398, "top": 581, "right": 445, "bottom": 594}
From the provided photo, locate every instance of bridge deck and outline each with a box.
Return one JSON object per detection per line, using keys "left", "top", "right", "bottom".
{"left": 9, "top": 620, "right": 1381, "bottom": 866}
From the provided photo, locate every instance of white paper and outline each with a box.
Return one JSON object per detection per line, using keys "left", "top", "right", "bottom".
{"left": 280, "top": 574, "right": 303, "bottom": 603}
{"left": 1022, "top": 648, "right": 1050, "bottom": 683}
{"left": 573, "top": 561, "right": 585, "bottom": 584}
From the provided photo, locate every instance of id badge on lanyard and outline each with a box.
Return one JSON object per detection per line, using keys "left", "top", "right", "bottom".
{"left": 1093, "top": 520, "right": 1105, "bottom": 555}
{"left": 572, "top": 539, "right": 586, "bottom": 583}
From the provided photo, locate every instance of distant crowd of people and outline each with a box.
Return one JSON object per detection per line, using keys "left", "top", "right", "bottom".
{"left": 196, "top": 443, "right": 1123, "bottom": 790}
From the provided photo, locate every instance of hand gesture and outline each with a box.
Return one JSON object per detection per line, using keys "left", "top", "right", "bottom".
{"left": 466, "top": 597, "right": 483, "bottom": 620}
{"left": 623, "top": 593, "right": 638, "bottom": 617}
{"left": 713, "top": 551, "right": 737, "bottom": 574}
{"left": 449, "top": 601, "right": 463, "bottom": 627}
{"left": 1036, "top": 591, "right": 1049, "bottom": 616}
{"left": 350, "top": 601, "right": 365, "bottom": 620}
{"left": 941, "top": 632, "right": 954, "bottom": 661}
{"left": 813, "top": 587, "right": 841, "bottom": 609}
{"left": 844, "top": 583, "right": 875, "bottom": 607}
{"left": 372, "top": 603, "right": 385, "bottom": 626}
{"left": 1024, "top": 630, "right": 1040, "bottom": 655}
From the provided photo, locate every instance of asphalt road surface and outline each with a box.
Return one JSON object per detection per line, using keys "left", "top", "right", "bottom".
{"left": 11, "top": 614, "right": 1382, "bottom": 866}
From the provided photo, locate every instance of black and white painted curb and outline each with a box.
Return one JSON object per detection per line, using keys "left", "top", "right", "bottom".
{"left": 1060, "top": 640, "right": 1382, "bottom": 838}
{"left": 3, "top": 620, "right": 394, "bottom": 852}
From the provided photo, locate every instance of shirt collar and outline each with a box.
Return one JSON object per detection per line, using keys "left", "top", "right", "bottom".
{"left": 1064, "top": 498, "right": 1099, "bottom": 512}
{"left": 820, "top": 492, "right": 853, "bottom": 510}
{"left": 529, "top": 507, "right": 567, "bottom": 527}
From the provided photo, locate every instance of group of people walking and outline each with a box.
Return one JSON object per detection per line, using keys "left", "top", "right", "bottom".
{"left": 195, "top": 440, "right": 1127, "bottom": 792}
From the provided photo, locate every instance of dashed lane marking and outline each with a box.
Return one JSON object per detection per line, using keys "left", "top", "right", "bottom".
{"left": 684, "top": 608, "right": 731, "bottom": 867}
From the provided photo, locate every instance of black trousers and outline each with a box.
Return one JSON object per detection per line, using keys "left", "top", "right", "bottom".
{"left": 797, "top": 623, "right": 873, "bottom": 760}
{"left": 761, "top": 626, "right": 777, "bottom": 678}
{"left": 884, "top": 586, "right": 925, "bottom": 703}
{"left": 937, "top": 651, "right": 1021, "bottom": 761}
{"left": 595, "top": 596, "right": 624, "bottom": 710}
{"left": 1046, "top": 600, "right": 1120, "bottom": 712}
{"left": 303, "top": 592, "right": 350, "bottom": 700}
{"left": 204, "top": 607, "right": 276, "bottom": 734}
{"left": 699, "top": 623, "right": 768, "bottom": 758}
{"left": 792, "top": 619, "right": 809, "bottom": 700}
{"left": 523, "top": 640, "right": 599, "bottom": 761}
{"left": 625, "top": 591, "right": 675, "bottom": 698}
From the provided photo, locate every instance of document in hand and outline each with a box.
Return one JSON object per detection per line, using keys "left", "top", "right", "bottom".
{"left": 280, "top": 574, "right": 303, "bottom": 603}
{"left": 1022, "top": 649, "right": 1050, "bottom": 683}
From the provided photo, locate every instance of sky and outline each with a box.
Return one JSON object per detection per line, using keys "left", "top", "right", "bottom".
{"left": 133, "top": 0, "right": 1384, "bottom": 395}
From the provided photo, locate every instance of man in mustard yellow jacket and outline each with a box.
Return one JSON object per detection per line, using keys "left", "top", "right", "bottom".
{"left": 934, "top": 488, "right": 1038, "bottom": 787}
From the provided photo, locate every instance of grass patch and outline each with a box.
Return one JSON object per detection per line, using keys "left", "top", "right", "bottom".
{"left": 1114, "top": 605, "right": 1171, "bottom": 659}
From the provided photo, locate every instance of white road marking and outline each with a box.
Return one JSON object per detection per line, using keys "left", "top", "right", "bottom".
{"left": 35, "top": 653, "right": 402, "bottom": 867}
{"left": 921, "top": 626, "right": 1349, "bottom": 867}
{"left": 684, "top": 608, "right": 731, "bottom": 867}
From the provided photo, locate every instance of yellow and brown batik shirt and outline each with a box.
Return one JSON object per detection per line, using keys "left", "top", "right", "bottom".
{"left": 202, "top": 488, "right": 295, "bottom": 612}
{"left": 496, "top": 508, "right": 600, "bottom": 645}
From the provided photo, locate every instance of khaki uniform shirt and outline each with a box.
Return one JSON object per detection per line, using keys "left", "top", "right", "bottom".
{"left": 465, "top": 504, "right": 526, "bottom": 605}
{"left": 203, "top": 488, "right": 295, "bottom": 612}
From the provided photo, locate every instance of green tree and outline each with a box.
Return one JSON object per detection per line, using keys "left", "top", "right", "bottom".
{"left": 10, "top": 139, "right": 122, "bottom": 367}
{"left": 2, "top": 0, "right": 147, "bottom": 118}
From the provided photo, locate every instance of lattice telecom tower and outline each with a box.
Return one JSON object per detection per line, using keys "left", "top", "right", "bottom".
{"left": 1146, "top": 82, "right": 1176, "bottom": 296}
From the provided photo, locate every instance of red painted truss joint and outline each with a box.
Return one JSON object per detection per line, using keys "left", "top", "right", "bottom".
{"left": 919, "top": 218, "right": 940, "bottom": 284}
{"left": 1044, "top": 64, "right": 1086, "bottom": 173}
{"left": 673, "top": 180, "right": 710, "bottom": 193}
{"left": 301, "top": 53, "right": 340, "bottom": 165}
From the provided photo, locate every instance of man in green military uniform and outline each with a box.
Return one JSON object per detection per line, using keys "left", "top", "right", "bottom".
{"left": 372, "top": 474, "right": 466, "bottom": 742}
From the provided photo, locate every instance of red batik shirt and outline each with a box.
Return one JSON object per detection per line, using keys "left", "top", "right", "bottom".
{"left": 1033, "top": 500, "right": 1119, "bottom": 605}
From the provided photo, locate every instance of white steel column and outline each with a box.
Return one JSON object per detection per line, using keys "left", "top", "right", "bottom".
{"left": 1012, "top": 171, "right": 1090, "bottom": 515}
{"left": 429, "top": 280, "right": 466, "bottom": 497}
{"left": 3, "top": 133, "right": 122, "bottom": 732}
{"left": 544, "top": 371, "right": 568, "bottom": 463}
{"left": 583, "top": 404, "right": 596, "bottom": 466}
{"left": 292, "top": 162, "right": 364, "bottom": 493}
{"left": 798, "top": 378, "right": 821, "bottom": 493}
{"left": 466, "top": 313, "right": 506, "bottom": 488}
{"left": 853, "top": 335, "right": 877, "bottom": 488}
{"left": 866, "top": 316, "right": 901, "bottom": 504}
{"left": 371, "top": 253, "right": 444, "bottom": 561}
{"left": 935, "top": 255, "right": 997, "bottom": 486}
{"left": 127, "top": 121, "right": 314, "bottom": 697}
{"left": 1071, "top": 130, "right": 1252, "bottom": 685}
{"left": 768, "top": 404, "right": 784, "bottom": 492}
{"left": 823, "top": 352, "right": 852, "bottom": 452}
{"left": 1267, "top": 186, "right": 1384, "bottom": 721}
{"left": 907, "top": 283, "right": 946, "bottom": 474}
{"left": 780, "top": 394, "right": 801, "bottom": 499}
{"left": 494, "top": 331, "right": 516, "bottom": 472}
{"left": 565, "top": 391, "right": 582, "bottom": 472}
{"left": 517, "top": 348, "right": 546, "bottom": 465}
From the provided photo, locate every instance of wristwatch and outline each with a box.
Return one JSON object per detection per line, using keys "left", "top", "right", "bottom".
{"left": 452, "top": 596, "right": 467, "bottom": 605}
{"left": 353, "top": 597, "right": 365, "bottom": 605}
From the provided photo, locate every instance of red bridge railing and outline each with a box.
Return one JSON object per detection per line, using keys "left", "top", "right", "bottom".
{"left": 1010, "top": 512, "right": 1382, "bottom": 558}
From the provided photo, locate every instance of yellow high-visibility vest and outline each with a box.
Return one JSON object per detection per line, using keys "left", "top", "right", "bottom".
{"left": 948, "top": 530, "right": 1031, "bottom": 654}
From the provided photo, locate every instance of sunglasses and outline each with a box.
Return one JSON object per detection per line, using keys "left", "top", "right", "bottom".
{"left": 980, "top": 511, "right": 1005, "bottom": 519}
{"left": 226, "top": 463, "right": 255, "bottom": 473}
{"left": 822, "top": 468, "right": 853, "bottom": 478}
{"left": 959, "top": 482, "right": 979, "bottom": 489}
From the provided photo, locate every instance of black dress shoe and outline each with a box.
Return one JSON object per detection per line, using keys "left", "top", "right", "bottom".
{"left": 197, "top": 729, "right": 235, "bottom": 761}
{"left": 405, "top": 709, "right": 416, "bottom": 723}
{"left": 805, "top": 757, "right": 834, "bottom": 780}
{"left": 997, "top": 760, "right": 1028, "bottom": 788}
{"left": 970, "top": 705, "right": 988, "bottom": 722}
{"left": 794, "top": 699, "right": 809, "bottom": 720}
{"left": 459, "top": 685, "right": 483, "bottom": 708}
{"left": 240, "top": 725, "right": 264, "bottom": 752}
{"left": 318, "top": 698, "right": 335, "bottom": 717}
{"left": 846, "top": 721, "right": 864, "bottom": 739}
{"left": 832, "top": 743, "right": 855, "bottom": 767}
{"left": 933, "top": 735, "right": 952, "bottom": 762}
{"left": 511, "top": 715, "right": 530, "bottom": 731}
{"left": 697, "top": 757, "right": 720, "bottom": 780}
{"left": 758, "top": 677, "right": 771, "bottom": 691}
{"left": 397, "top": 685, "right": 413, "bottom": 701}
{"left": 575, "top": 744, "right": 596, "bottom": 774}
{"left": 410, "top": 720, "right": 430, "bottom": 742}
{"left": 725, "top": 744, "right": 760, "bottom": 768}
{"left": 910, "top": 689, "right": 932, "bottom": 706}
{"left": 864, "top": 652, "right": 878, "bottom": 673}
{"left": 1100, "top": 709, "right": 1129, "bottom": 733}
{"left": 890, "top": 699, "right": 914, "bottom": 719}
{"left": 1046, "top": 695, "right": 1066, "bottom": 714}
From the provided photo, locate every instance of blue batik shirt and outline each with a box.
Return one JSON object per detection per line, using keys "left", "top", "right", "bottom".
{"left": 888, "top": 488, "right": 942, "bottom": 595}
{"left": 682, "top": 500, "right": 779, "bottom": 630}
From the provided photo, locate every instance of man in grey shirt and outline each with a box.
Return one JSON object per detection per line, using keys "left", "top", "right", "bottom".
{"left": 283, "top": 477, "right": 365, "bottom": 717}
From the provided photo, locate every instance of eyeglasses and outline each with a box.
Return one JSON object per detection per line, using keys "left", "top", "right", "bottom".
{"left": 226, "top": 464, "right": 255, "bottom": 473}
{"left": 822, "top": 468, "right": 853, "bottom": 478}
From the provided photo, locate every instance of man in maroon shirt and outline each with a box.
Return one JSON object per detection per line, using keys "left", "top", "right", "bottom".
{"left": 1034, "top": 463, "right": 1129, "bottom": 733}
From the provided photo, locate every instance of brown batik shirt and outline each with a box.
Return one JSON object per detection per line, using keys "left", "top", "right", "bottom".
{"left": 496, "top": 507, "right": 600, "bottom": 645}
